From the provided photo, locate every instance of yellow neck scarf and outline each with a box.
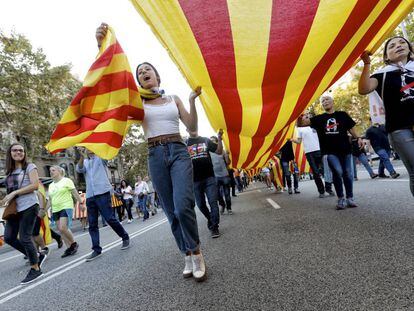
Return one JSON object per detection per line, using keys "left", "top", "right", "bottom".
{"left": 139, "top": 87, "right": 165, "bottom": 100}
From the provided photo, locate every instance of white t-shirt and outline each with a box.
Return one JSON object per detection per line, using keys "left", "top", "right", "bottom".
{"left": 134, "top": 182, "right": 149, "bottom": 196}
{"left": 121, "top": 186, "right": 133, "bottom": 200}
{"left": 297, "top": 127, "right": 320, "bottom": 154}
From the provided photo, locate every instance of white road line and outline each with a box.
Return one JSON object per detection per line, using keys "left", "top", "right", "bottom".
{"left": 377, "top": 179, "right": 409, "bottom": 182}
{"left": 0, "top": 254, "right": 23, "bottom": 264}
{"left": 257, "top": 190, "right": 262, "bottom": 193}
{"left": 266, "top": 198, "right": 281, "bottom": 210}
{"left": 0, "top": 221, "right": 114, "bottom": 264}
{"left": 0, "top": 218, "right": 168, "bottom": 304}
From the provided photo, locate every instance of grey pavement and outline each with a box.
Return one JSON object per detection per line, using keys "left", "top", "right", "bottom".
{"left": 0, "top": 161, "right": 413, "bottom": 310}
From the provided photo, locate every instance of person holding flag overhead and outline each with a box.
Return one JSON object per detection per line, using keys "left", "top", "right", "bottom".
{"left": 95, "top": 22, "right": 207, "bottom": 281}
{"left": 359, "top": 36, "right": 414, "bottom": 196}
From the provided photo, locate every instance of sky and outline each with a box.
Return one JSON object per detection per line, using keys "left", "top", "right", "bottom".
{"left": 0, "top": 0, "right": 216, "bottom": 137}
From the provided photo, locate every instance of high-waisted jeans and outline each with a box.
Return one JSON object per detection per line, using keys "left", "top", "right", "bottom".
{"left": 389, "top": 129, "right": 414, "bottom": 196}
{"left": 148, "top": 142, "right": 200, "bottom": 253}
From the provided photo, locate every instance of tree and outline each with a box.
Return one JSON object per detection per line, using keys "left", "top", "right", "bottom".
{"left": 118, "top": 125, "right": 149, "bottom": 185}
{"left": 0, "top": 31, "right": 81, "bottom": 155}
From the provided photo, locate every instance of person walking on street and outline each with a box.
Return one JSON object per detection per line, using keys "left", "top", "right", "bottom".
{"left": 279, "top": 140, "right": 300, "bottom": 195}
{"left": 187, "top": 128, "right": 224, "bottom": 238}
{"left": 120, "top": 180, "right": 134, "bottom": 223}
{"left": 99, "top": 21, "right": 208, "bottom": 281}
{"left": 144, "top": 176, "right": 157, "bottom": 216}
{"left": 365, "top": 123, "right": 400, "bottom": 179}
{"left": 359, "top": 37, "right": 414, "bottom": 196}
{"left": 350, "top": 137, "right": 378, "bottom": 180}
{"left": 1, "top": 143, "right": 45, "bottom": 284}
{"left": 111, "top": 183, "right": 124, "bottom": 221}
{"left": 76, "top": 147, "right": 130, "bottom": 261}
{"left": 292, "top": 114, "right": 334, "bottom": 198}
{"left": 134, "top": 176, "right": 149, "bottom": 221}
{"left": 210, "top": 136, "right": 233, "bottom": 215}
{"left": 48, "top": 166, "right": 81, "bottom": 258}
{"left": 298, "top": 95, "right": 363, "bottom": 210}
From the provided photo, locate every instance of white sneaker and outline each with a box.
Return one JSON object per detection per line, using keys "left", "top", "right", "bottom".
{"left": 191, "top": 253, "right": 207, "bottom": 282}
{"left": 183, "top": 255, "right": 193, "bottom": 278}
{"left": 127, "top": 219, "right": 132, "bottom": 224}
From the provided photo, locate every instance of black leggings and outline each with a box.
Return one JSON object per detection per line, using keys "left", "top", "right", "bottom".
{"left": 123, "top": 198, "right": 133, "bottom": 220}
{"left": 4, "top": 204, "right": 39, "bottom": 265}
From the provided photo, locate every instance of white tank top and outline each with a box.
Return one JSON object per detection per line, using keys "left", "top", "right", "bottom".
{"left": 142, "top": 96, "right": 180, "bottom": 139}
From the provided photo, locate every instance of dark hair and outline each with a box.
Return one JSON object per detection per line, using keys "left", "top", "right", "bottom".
{"left": 120, "top": 179, "right": 129, "bottom": 188}
{"left": 383, "top": 36, "right": 414, "bottom": 64}
{"left": 136, "top": 62, "right": 161, "bottom": 87}
{"left": 5, "top": 143, "right": 28, "bottom": 175}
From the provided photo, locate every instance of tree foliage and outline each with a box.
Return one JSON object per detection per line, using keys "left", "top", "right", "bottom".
{"left": 118, "top": 125, "right": 149, "bottom": 185}
{"left": 0, "top": 31, "right": 81, "bottom": 155}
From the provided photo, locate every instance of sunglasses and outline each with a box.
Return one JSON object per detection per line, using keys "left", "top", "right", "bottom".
{"left": 11, "top": 149, "right": 24, "bottom": 153}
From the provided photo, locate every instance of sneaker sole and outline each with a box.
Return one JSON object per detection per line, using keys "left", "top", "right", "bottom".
{"left": 183, "top": 272, "right": 193, "bottom": 278}
{"left": 86, "top": 253, "right": 102, "bottom": 262}
{"left": 21, "top": 272, "right": 43, "bottom": 285}
{"left": 120, "top": 245, "right": 130, "bottom": 250}
{"left": 194, "top": 271, "right": 207, "bottom": 282}
{"left": 211, "top": 234, "right": 221, "bottom": 239}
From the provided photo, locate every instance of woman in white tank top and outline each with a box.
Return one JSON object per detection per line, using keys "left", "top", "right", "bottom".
{"left": 96, "top": 23, "right": 206, "bottom": 282}
{"left": 135, "top": 62, "right": 206, "bottom": 281}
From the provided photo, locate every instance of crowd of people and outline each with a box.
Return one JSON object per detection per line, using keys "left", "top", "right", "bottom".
{"left": 1, "top": 29, "right": 413, "bottom": 287}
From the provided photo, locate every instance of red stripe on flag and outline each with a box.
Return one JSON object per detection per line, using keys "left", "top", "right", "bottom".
{"left": 178, "top": 0, "right": 242, "bottom": 165}
{"left": 241, "top": 0, "right": 319, "bottom": 168}
{"left": 82, "top": 132, "right": 124, "bottom": 148}
{"left": 51, "top": 105, "right": 143, "bottom": 139}
{"left": 252, "top": 1, "right": 387, "bottom": 167}
{"left": 69, "top": 72, "right": 138, "bottom": 108}
{"left": 89, "top": 41, "right": 125, "bottom": 71}
{"left": 289, "top": 1, "right": 390, "bottom": 123}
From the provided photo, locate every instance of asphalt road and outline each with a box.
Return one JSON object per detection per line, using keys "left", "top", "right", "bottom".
{"left": 0, "top": 161, "right": 413, "bottom": 311}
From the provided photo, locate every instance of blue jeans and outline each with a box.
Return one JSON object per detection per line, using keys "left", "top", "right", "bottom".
{"left": 281, "top": 161, "right": 299, "bottom": 190}
{"left": 322, "top": 155, "right": 333, "bottom": 183}
{"left": 194, "top": 176, "right": 220, "bottom": 230}
{"left": 352, "top": 153, "right": 375, "bottom": 178}
{"left": 327, "top": 154, "right": 353, "bottom": 199}
{"left": 216, "top": 176, "right": 232, "bottom": 211}
{"left": 389, "top": 129, "right": 414, "bottom": 196}
{"left": 148, "top": 142, "right": 200, "bottom": 253}
{"left": 86, "top": 192, "right": 129, "bottom": 253}
{"left": 138, "top": 195, "right": 149, "bottom": 219}
{"left": 376, "top": 149, "right": 396, "bottom": 176}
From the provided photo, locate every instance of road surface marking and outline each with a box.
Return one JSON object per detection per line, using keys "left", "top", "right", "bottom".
{"left": 266, "top": 198, "right": 281, "bottom": 210}
{"left": 377, "top": 179, "right": 409, "bottom": 182}
{"left": 0, "top": 218, "right": 168, "bottom": 304}
{"left": 0, "top": 221, "right": 115, "bottom": 264}
{"left": 257, "top": 190, "right": 262, "bottom": 193}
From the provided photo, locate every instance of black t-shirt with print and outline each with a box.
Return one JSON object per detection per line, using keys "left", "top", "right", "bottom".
{"left": 187, "top": 136, "right": 218, "bottom": 182}
{"left": 372, "top": 69, "right": 414, "bottom": 132}
{"left": 310, "top": 111, "right": 356, "bottom": 155}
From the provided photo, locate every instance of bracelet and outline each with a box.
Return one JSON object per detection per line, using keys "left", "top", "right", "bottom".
{"left": 364, "top": 62, "right": 370, "bottom": 65}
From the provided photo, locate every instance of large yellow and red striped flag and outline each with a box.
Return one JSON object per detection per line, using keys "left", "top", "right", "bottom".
{"left": 130, "top": 0, "right": 414, "bottom": 168}
{"left": 46, "top": 27, "right": 143, "bottom": 159}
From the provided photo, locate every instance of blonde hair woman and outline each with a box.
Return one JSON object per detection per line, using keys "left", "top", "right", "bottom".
{"left": 48, "top": 165, "right": 81, "bottom": 258}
